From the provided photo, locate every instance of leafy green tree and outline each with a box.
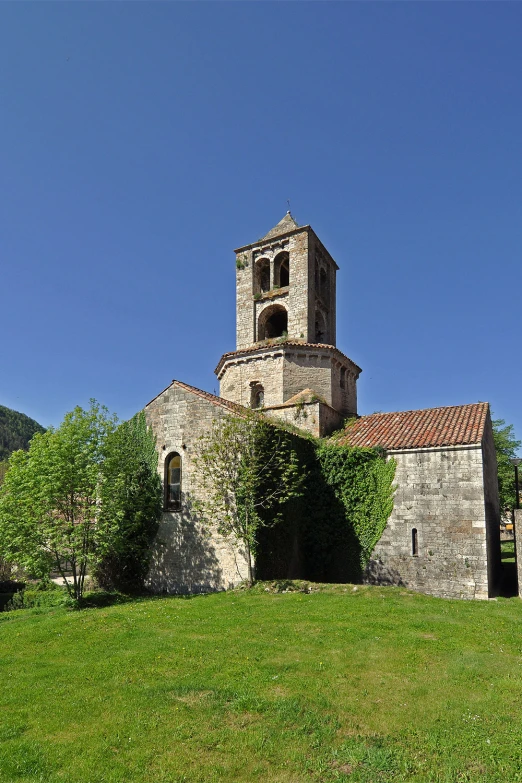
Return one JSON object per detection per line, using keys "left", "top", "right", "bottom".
{"left": 492, "top": 418, "right": 522, "bottom": 515}
{"left": 194, "top": 412, "right": 304, "bottom": 585}
{"left": 94, "top": 412, "right": 162, "bottom": 593}
{"left": 0, "top": 401, "right": 117, "bottom": 601}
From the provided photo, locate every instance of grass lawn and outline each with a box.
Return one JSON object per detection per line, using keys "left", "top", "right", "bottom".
{"left": 501, "top": 539, "right": 515, "bottom": 563}
{"left": 1, "top": 584, "right": 522, "bottom": 783}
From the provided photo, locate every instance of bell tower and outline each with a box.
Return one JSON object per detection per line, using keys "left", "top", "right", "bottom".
{"left": 234, "top": 211, "right": 337, "bottom": 349}
{"left": 215, "top": 213, "right": 362, "bottom": 436}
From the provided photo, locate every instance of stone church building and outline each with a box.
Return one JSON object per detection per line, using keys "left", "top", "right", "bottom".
{"left": 144, "top": 213, "right": 500, "bottom": 600}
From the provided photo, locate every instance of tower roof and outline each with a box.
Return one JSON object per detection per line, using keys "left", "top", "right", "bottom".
{"left": 261, "top": 211, "right": 300, "bottom": 240}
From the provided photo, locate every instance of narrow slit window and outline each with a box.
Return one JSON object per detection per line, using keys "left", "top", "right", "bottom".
{"left": 340, "top": 367, "right": 346, "bottom": 389}
{"left": 412, "top": 528, "right": 418, "bottom": 556}
{"left": 250, "top": 383, "right": 264, "bottom": 409}
{"left": 165, "top": 452, "right": 182, "bottom": 510}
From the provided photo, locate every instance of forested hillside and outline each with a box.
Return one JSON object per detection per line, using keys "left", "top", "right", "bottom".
{"left": 0, "top": 405, "right": 45, "bottom": 461}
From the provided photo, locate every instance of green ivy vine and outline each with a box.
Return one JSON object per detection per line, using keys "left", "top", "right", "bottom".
{"left": 315, "top": 441, "right": 396, "bottom": 568}
{"left": 255, "top": 427, "right": 397, "bottom": 584}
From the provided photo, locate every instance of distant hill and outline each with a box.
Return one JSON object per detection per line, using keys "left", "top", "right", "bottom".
{"left": 0, "top": 405, "right": 45, "bottom": 462}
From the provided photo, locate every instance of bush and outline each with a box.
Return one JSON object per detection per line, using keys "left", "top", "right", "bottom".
{"left": 5, "top": 581, "right": 68, "bottom": 612}
{"left": 0, "top": 580, "right": 25, "bottom": 612}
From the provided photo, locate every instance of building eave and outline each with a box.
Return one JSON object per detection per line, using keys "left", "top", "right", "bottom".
{"left": 234, "top": 225, "right": 311, "bottom": 253}
{"left": 214, "top": 341, "right": 362, "bottom": 379}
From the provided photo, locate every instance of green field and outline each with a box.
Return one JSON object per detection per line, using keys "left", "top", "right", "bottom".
{"left": 1, "top": 583, "right": 522, "bottom": 783}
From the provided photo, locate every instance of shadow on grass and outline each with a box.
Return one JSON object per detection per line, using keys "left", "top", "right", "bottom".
{"left": 497, "top": 539, "right": 518, "bottom": 598}
{"left": 498, "top": 563, "right": 518, "bottom": 598}
{"left": 79, "top": 590, "right": 215, "bottom": 609}
{"left": 79, "top": 591, "right": 139, "bottom": 609}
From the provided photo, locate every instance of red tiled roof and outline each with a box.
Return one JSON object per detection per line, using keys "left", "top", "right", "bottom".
{"left": 145, "top": 379, "right": 246, "bottom": 413}
{"left": 339, "top": 402, "right": 489, "bottom": 450}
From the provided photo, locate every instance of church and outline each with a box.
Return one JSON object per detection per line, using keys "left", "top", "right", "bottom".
{"left": 144, "top": 214, "right": 501, "bottom": 600}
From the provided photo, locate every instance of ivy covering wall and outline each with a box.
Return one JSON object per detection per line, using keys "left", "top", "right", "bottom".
{"left": 256, "top": 429, "right": 396, "bottom": 584}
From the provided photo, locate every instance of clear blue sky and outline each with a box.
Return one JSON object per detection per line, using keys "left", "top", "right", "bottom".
{"left": 2, "top": 2, "right": 522, "bottom": 445}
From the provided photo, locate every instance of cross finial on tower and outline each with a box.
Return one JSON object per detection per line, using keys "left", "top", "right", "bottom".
{"left": 287, "top": 199, "right": 291, "bottom": 213}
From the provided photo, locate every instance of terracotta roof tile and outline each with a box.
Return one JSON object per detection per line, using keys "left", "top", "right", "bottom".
{"left": 339, "top": 402, "right": 489, "bottom": 450}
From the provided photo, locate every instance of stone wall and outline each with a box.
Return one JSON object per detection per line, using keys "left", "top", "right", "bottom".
{"left": 144, "top": 383, "right": 248, "bottom": 593}
{"left": 264, "top": 400, "right": 322, "bottom": 437}
{"left": 263, "top": 399, "right": 343, "bottom": 438}
{"left": 287, "top": 230, "right": 310, "bottom": 342}
{"left": 308, "top": 232, "right": 337, "bottom": 346}
{"left": 217, "top": 343, "right": 359, "bottom": 417}
{"left": 366, "top": 444, "right": 493, "bottom": 599}
{"left": 218, "top": 350, "right": 286, "bottom": 408}
{"left": 235, "top": 246, "right": 255, "bottom": 351}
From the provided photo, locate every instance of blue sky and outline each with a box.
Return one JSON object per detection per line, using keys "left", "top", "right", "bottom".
{"left": 2, "top": 2, "right": 522, "bottom": 446}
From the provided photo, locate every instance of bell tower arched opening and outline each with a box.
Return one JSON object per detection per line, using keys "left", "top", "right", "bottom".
{"left": 254, "top": 258, "right": 271, "bottom": 294}
{"left": 258, "top": 304, "right": 288, "bottom": 341}
{"left": 274, "top": 251, "right": 289, "bottom": 288}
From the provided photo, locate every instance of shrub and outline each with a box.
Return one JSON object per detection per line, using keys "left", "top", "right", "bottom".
{"left": 5, "top": 581, "right": 68, "bottom": 612}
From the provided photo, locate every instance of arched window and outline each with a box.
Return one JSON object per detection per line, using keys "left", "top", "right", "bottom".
{"left": 254, "top": 258, "right": 270, "bottom": 294}
{"left": 250, "top": 382, "right": 264, "bottom": 409}
{"left": 165, "top": 452, "right": 182, "bottom": 511}
{"left": 274, "top": 251, "right": 289, "bottom": 288}
{"left": 412, "top": 528, "right": 418, "bottom": 556}
{"left": 258, "top": 304, "right": 288, "bottom": 341}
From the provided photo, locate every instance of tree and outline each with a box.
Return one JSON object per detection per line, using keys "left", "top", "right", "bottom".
{"left": 94, "top": 412, "right": 162, "bottom": 593}
{"left": 194, "top": 412, "right": 304, "bottom": 585}
{"left": 492, "top": 417, "right": 522, "bottom": 515}
{"left": 0, "top": 401, "right": 117, "bottom": 602}
{"left": 0, "top": 404, "right": 164, "bottom": 600}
